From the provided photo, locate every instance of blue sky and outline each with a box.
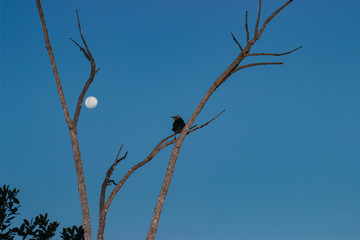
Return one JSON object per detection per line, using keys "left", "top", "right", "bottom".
{"left": 1, "top": 0, "right": 360, "bottom": 239}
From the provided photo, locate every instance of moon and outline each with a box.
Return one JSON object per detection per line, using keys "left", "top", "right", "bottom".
{"left": 85, "top": 96, "right": 98, "bottom": 109}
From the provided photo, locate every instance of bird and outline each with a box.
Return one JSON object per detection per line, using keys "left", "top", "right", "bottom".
{"left": 171, "top": 115, "right": 185, "bottom": 137}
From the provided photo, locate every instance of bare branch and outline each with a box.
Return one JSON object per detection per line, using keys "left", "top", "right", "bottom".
{"left": 72, "top": 66, "right": 97, "bottom": 127}
{"left": 116, "top": 151, "right": 128, "bottom": 164}
{"left": 97, "top": 110, "right": 225, "bottom": 240}
{"left": 258, "top": 0, "right": 293, "bottom": 37}
{"left": 69, "top": 37, "right": 91, "bottom": 61}
{"left": 76, "top": 10, "right": 92, "bottom": 60}
{"left": 115, "top": 145, "right": 124, "bottom": 161}
{"left": 36, "top": 0, "right": 73, "bottom": 128}
{"left": 231, "top": 33, "right": 243, "bottom": 51}
{"left": 255, "top": 0, "right": 262, "bottom": 35}
{"left": 247, "top": 46, "right": 302, "bottom": 57}
{"left": 233, "top": 62, "right": 283, "bottom": 74}
{"left": 100, "top": 145, "right": 128, "bottom": 212}
{"left": 245, "top": 11, "right": 250, "bottom": 44}
{"left": 72, "top": 10, "right": 100, "bottom": 127}
{"left": 188, "top": 110, "right": 225, "bottom": 134}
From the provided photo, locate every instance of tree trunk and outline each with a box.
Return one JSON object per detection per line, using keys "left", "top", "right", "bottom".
{"left": 69, "top": 128, "right": 92, "bottom": 240}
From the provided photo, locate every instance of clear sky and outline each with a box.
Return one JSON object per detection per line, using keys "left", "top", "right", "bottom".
{"left": 1, "top": 0, "right": 360, "bottom": 239}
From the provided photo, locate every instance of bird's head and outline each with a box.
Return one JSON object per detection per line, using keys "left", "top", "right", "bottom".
{"left": 171, "top": 115, "right": 181, "bottom": 120}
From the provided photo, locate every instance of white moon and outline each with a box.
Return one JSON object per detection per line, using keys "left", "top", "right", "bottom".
{"left": 85, "top": 96, "right": 98, "bottom": 109}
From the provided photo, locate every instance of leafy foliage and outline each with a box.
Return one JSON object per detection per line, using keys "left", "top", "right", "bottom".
{"left": 0, "top": 185, "right": 84, "bottom": 240}
{"left": 0, "top": 185, "right": 20, "bottom": 240}
{"left": 60, "top": 225, "right": 84, "bottom": 240}
{"left": 12, "top": 213, "right": 59, "bottom": 240}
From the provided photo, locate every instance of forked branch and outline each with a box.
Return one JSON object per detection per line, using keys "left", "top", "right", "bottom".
{"left": 76, "top": 10, "right": 93, "bottom": 61}
{"left": 258, "top": 0, "right": 293, "bottom": 37}
{"left": 69, "top": 37, "right": 90, "bottom": 61}
{"left": 97, "top": 110, "right": 225, "bottom": 239}
{"left": 36, "top": 2, "right": 102, "bottom": 239}
{"left": 99, "top": 145, "right": 128, "bottom": 212}
{"left": 71, "top": 10, "right": 101, "bottom": 127}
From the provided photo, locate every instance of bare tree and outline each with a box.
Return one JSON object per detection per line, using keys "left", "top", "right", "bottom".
{"left": 36, "top": 1, "right": 224, "bottom": 240}
{"left": 146, "top": 0, "right": 301, "bottom": 239}
{"left": 36, "top": 0, "right": 300, "bottom": 239}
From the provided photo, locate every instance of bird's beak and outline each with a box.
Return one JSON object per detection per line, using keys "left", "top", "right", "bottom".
{"left": 171, "top": 116, "right": 175, "bottom": 118}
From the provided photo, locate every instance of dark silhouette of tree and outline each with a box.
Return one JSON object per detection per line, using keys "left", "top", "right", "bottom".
{"left": 0, "top": 185, "right": 84, "bottom": 240}
{"left": 60, "top": 226, "right": 85, "bottom": 240}
{"left": 12, "top": 213, "right": 59, "bottom": 240}
{"left": 0, "top": 185, "right": 20, "bottom": 239}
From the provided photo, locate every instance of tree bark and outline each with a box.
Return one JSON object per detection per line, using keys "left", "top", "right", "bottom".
{"left": 69, "top": 128, "right": 92, "bottom": 240}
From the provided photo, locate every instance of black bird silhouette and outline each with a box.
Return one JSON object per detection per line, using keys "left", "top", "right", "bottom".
{"left": 171, "top": 115, "right": 185, "bottom": 137}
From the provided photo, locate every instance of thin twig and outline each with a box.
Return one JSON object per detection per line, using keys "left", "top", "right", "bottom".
{"left": 258, "top": 0, "right": 293, "bottom": 37}
{"left": 255, "top": 0, "right": 262, "bottom": 35}
{"left": 245, "top": 11, "right": 250, "bottom": 44}
{"left": 247, "top": 46, "right": 302, "bottom": 57}
{"left": 69, "top": 38, "right": 91, "bottom": 61}
{"left": 115, "top": 145, "right": 124, "bottom": 161}
{"left": 231, "top": 33, "right": 243, "bottom": 51}
{"left": 76, "top": 10, "right": 92, "bottom": 60}
{"left": 116, "top": 151, "right": 128, "bottom": 164}
{"left": 187, "top": 110, "right": 225, "bottom": 134}
{"left": 233, "top": 62, "right": 283, "bottom": 74}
